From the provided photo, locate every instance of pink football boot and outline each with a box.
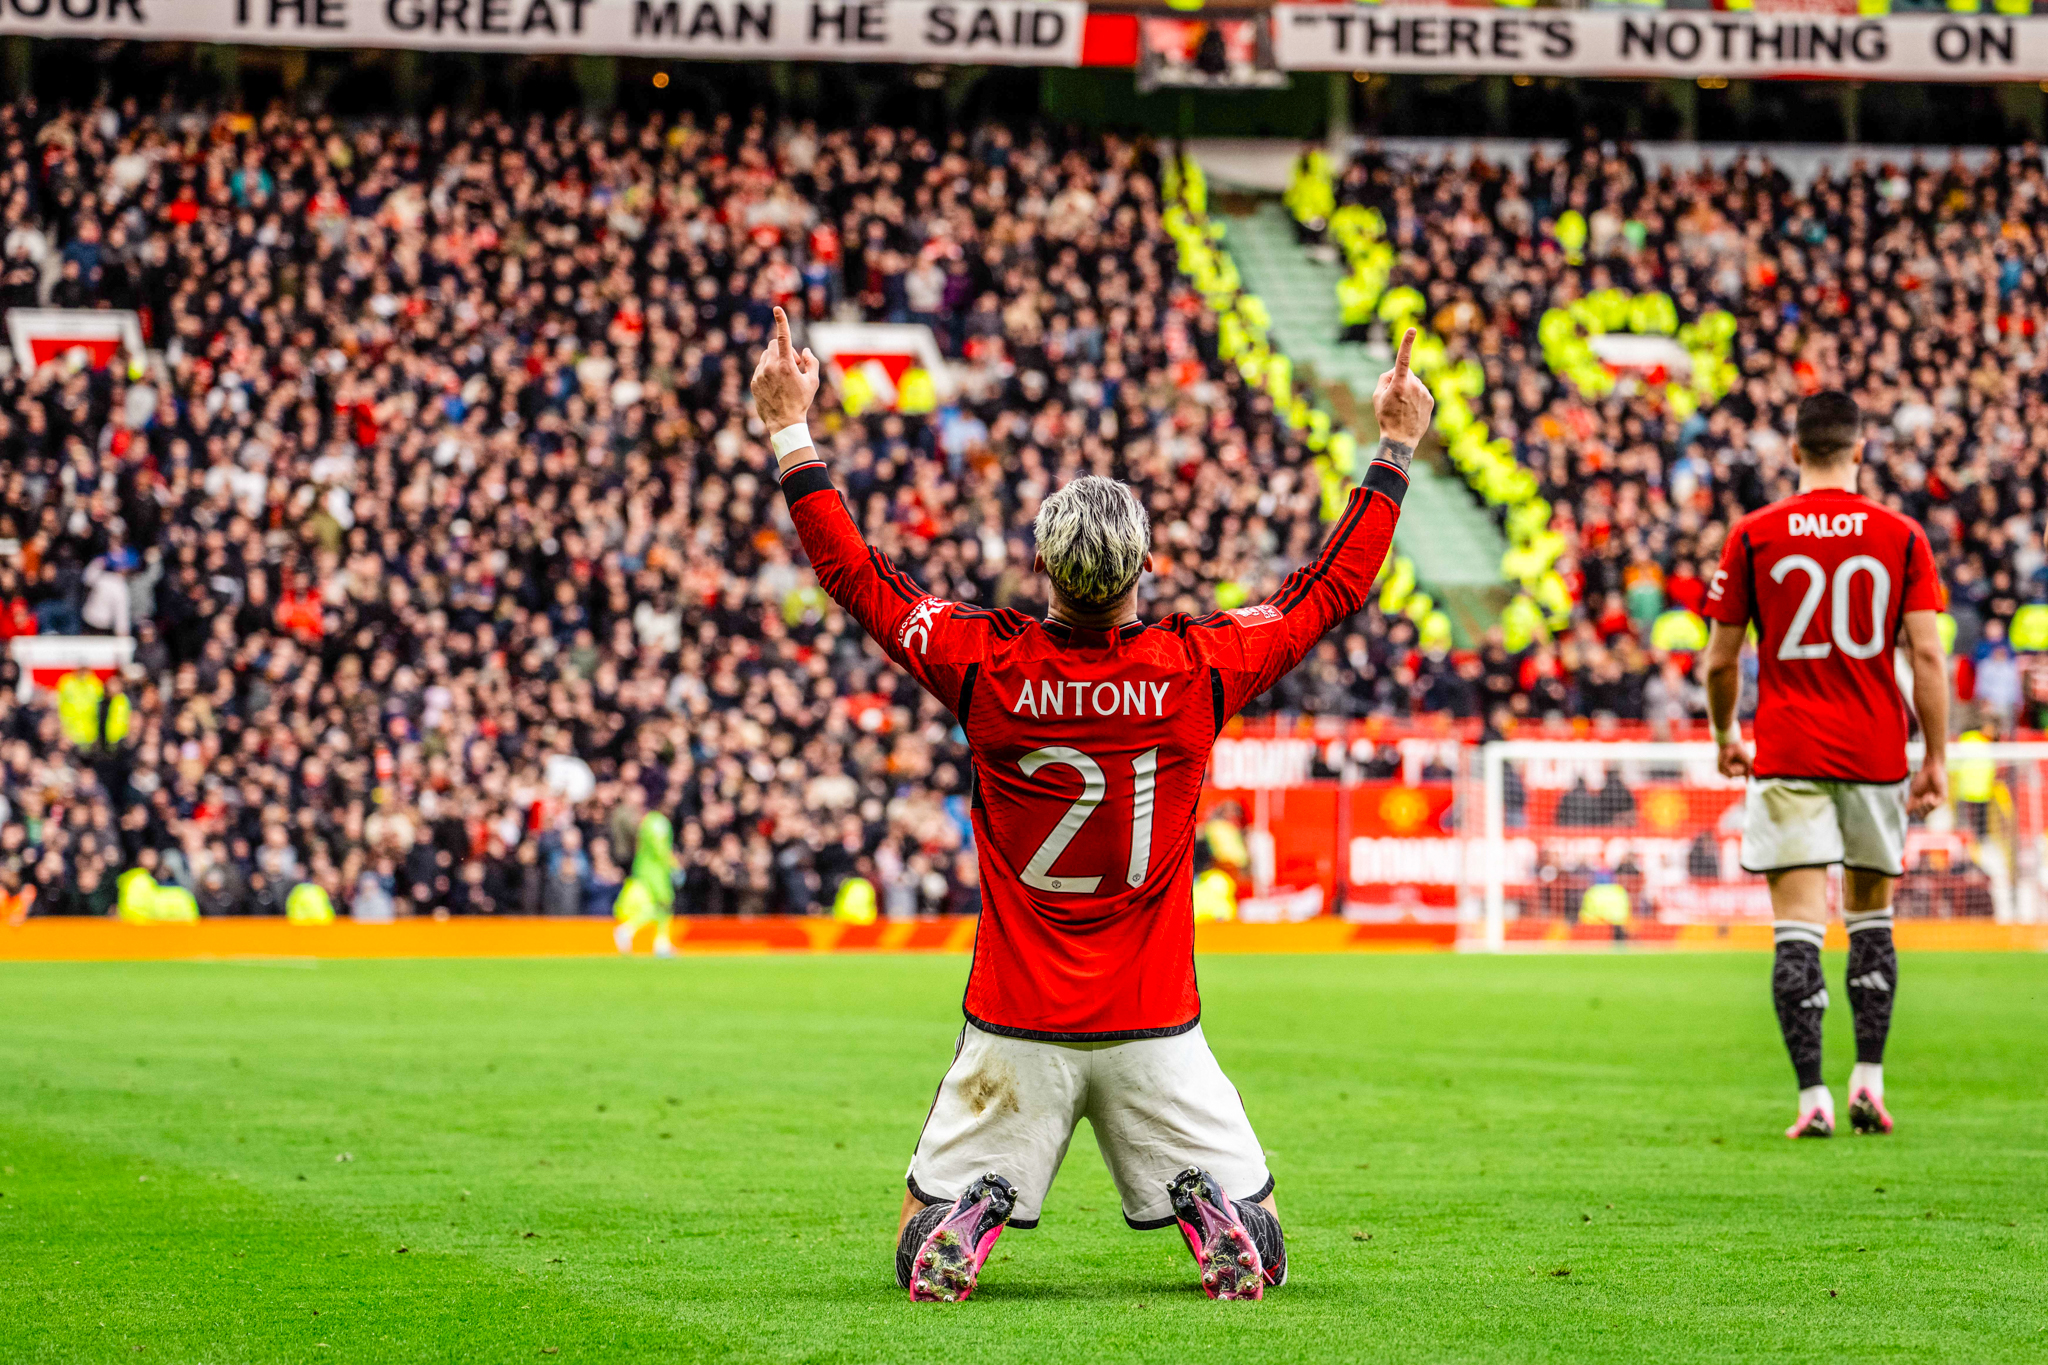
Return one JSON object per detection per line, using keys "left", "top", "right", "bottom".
{"left": 1786, "top": 1094, "right": 1836, "bottom": 1140}
{"left": 1167, "top": 1167, "right": 1267, "bottom": 1301}
{"left": 905, "top": 1173, "right": 1015, "bottom": 1303}
{"left": 1847, "top": 1085, "right": 1895, "bottom": 1135}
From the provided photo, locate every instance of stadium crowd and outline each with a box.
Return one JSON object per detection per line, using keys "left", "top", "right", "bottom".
{"left": 0, "top": 96, "right": 2036, "bottom": 920}
{"left": 1327, "top": 137, "right": 2048, "bottom": 733}
{"left": 0, "top": 97, "right": 1379, "bottom": 921}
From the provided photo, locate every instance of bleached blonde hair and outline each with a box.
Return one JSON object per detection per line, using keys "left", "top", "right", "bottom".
{"left": 1033, "top": 476, "right": 1150, "bottom": 609}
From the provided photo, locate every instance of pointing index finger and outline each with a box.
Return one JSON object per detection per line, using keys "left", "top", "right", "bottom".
{"left": 1392, "top": 327, "right": 1416, "bottom": 381}
{"left": 772, "top": 306, "right": 794, "bottom": 362}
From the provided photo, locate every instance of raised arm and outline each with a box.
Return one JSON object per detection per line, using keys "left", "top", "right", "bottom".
{"left": 1206, "top": 329, "right": 1433, "bottom": 711}
{"left": 752, "top": 305, "right": 828, "bottom": 483}
{"left": 752, "top": 307, "right": 971, "bottom": 708}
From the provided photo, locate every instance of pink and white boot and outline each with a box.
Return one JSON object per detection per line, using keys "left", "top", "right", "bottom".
{"left": 904, "top": 1173, "right": 1015, "bottom": 1302}
{"left": 1786, "top": 1084, "right": 1836, "bottom": 1139}
{"left": 1847, "top": 1065, "right": 1894, "bottom": 1135}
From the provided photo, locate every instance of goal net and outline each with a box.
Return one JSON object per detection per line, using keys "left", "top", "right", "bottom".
{"left": 1473, "top": 740, "right": 2048, "bottom": 950}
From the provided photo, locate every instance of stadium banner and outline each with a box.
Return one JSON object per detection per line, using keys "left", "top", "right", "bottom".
{"left": 6, "top": 309, "right": 145, "bottom": 374}
{"left": 1271, "top": 7, "right": 2048, "bottom": 81}
{"left": 806, "top": 322, "right": 953, "bottom": 413}
{"left": 0, "top": 0, "right": 1086, "bottom": 66}
{"left": 9, "top": 635, "right": 134, "bottom": 700}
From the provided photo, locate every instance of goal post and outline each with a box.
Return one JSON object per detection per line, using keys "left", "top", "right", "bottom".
{"left": 1475, "top": 740, "right": 2048, "bottom": 951}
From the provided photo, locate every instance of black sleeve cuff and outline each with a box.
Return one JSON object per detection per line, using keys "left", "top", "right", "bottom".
{"left": 1362, "top": 459, "right": 1410, "bottom": 508}
{"left": 779, "top": 462, "right": 835, "bottom": 503}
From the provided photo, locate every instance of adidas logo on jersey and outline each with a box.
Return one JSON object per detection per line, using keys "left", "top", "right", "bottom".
{"left": 1787, "top": 511, "right": 1869, "bottom": 539}
{"left": 1848, "top": 972, "right": 1891, "bottom": 993}
{"left": 1798, "top": 988, "right": 1831, "bottom": 1011}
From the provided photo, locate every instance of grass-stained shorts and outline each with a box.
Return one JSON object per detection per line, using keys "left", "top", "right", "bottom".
{"left": 1741, "top": 777, "right": 1908, "bottom": 878}
{"left": 907, "top": 1022, "right": 1271, "bottom": 1229}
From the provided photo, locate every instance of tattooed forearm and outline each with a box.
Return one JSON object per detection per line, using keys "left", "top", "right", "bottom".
{"left": 1375, "top": 438, "right": 1414, "bottom": 472}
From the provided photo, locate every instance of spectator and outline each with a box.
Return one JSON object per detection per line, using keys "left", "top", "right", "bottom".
{"left": 1554, "top": 776, "right": 1604, "bottom": 828}
{"left": 1972, "top": 620, "right": 2022, "bottom": 733}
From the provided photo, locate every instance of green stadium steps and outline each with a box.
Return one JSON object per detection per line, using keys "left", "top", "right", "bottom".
{"left": 1219, "top": 203, "right": 1509, "bottom": 648}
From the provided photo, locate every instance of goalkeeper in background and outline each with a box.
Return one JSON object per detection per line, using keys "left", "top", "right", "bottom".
{"left": 614, "top": 811, "right": 678, "bottom": 957}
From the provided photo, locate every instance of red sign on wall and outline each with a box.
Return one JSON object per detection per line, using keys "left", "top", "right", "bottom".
{"left": 1201, "top": 782, "right": 1459, "bottom": 910}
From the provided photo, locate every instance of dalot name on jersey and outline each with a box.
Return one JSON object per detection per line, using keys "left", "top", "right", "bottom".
{"left": 1788, "top": 511, "right": 1869, "bottom": 538}
{"left": 1009, "top": 678, "right": 1172, "bottom": 718}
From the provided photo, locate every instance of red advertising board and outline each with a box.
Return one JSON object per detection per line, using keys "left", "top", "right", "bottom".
{"left": 1200, "top": 780, "right": 1460, "bottom": 910}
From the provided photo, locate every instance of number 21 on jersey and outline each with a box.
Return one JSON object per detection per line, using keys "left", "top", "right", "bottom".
{"left": 1016, "top": 746, "right": 1159, "bottom": 894}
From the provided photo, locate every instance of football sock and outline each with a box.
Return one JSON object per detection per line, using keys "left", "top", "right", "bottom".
{"left": 1849, "top": 1061, "right": 1884, "bottom": 1102}
{"left": 1771, "top": 923, "right": 1828, "bottom": 1091}
{"left": 1233, "top": 1199, "right": 1286, "bottom": 1285}
{"left": 895, "top": 1202, "right": 954, "bottom": 1289}
{"left": 1844, "top": 910, "right": 1897, "bottom": 1067}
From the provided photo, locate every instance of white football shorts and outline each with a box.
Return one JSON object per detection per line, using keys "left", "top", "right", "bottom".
{"left": 1741, "top": 777, "right": 1908, "bottom": 878}
{"left": 907, "top": 1022, "right": 1271, "bottom": 1229}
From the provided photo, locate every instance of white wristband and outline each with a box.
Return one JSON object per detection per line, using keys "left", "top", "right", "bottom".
{"left": 770, "top": 423, "right": 815, "bottom": 459}
{"left": 1713, "top": 721, "right": 1741, "bottom": 747}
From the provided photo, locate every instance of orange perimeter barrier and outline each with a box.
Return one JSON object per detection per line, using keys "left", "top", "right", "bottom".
{"left": 0, "top": 916, "right": 2038, "bottom": 963}
{"left": 0, "top": 916, "right": 1457, "bottom": 961}
{"left": 1505, "top": 921, "right": 2048, "bottom": 952}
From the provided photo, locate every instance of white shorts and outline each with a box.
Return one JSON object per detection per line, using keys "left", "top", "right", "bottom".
{"left": 907, "top": 1022, "right": 1270, "bottom": 1229}
{"left": 1741, "top": 778, "right": 1907, "bottom": 878}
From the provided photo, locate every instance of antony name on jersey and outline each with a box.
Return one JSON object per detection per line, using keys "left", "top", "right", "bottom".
{"left": 1005, "top": 677, "right": 1174, "bottom": 718}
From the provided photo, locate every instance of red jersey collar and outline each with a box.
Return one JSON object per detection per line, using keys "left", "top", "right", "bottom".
{"left": 1040, "top": 618, "right": 1147, "bottom": 646}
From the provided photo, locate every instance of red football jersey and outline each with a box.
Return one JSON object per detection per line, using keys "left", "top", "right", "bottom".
{"left": 1704, "top": 488, "right": 1944, "bottom": 783}
{"left": 782, "top": 458, "right": 1405, "bottom": 1039}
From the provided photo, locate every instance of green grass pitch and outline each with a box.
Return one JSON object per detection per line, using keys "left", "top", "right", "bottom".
{"left": 2, "top": 951, "right": 2044, "bottom": 1363}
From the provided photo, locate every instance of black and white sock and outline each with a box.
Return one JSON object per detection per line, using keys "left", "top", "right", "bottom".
{"left": 1233, "top": 1199, "right": 1287, "bottom": 1287}
{"left": 1771, "top": 922, "right": 1829, "bottom": 1091}
{"left": 1844, "top": 908, "right": 1897, "bottom": 1070}
{"left": 895, "top": 1202, "right": 953, "bottom": 1289}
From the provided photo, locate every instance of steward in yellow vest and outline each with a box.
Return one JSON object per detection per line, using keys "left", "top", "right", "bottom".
{"left": 1650, "top": 608, "right": 1709, "bottom": 655}
{"left": 1580, "top": 878, "right": 1631, "bottom": 937}
{"left": 1193, "top": 867, "right": 1238, "bottom": 924}
{"left": 57, "top": 669, "right": 130, "bottom": 752}
{"left": 287, "top": 882, "right": 336, "bottom": 925}
{"left": 833, "top": 874, "right": 878, "bottom": 925}
{"left": 2008, "top": 603, "right": 2048, "bottom": 652}
{"left": 1953, "top": 730, "right": 1995, "bottom": 802}
{"left": 116, "top": 866, "right": 158, "bottom": 923}
{"left": 117, "top": 867, "right": 200, "bottom": 923}
{"left": 897, "top": 367, "right": 938, "bottom": 415}
{"left": 1192, "top": 838, "right": 1238, "bottom": 924}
